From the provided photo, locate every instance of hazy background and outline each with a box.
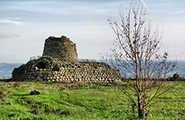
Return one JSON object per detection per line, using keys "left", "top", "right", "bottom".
{"left": 0, "top": 0, "right": 185, "bottom": 63}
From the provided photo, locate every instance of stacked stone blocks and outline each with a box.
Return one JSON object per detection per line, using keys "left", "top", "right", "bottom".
{"left": 12, "top": 36, "right": 121, "bottom": 82}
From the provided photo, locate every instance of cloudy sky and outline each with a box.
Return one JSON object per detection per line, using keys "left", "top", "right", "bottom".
{"left": 0, "top": 0, "right": 185, "bottom": 63}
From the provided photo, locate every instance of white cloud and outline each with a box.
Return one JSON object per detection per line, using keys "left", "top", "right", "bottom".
{"left": 0, "top": 32, "right": 20, "bottom": 39}
{"left": 0, "top": 18, "right": 24, "bottom": 26}
{"left": 168, "top": 10, "right": 185, "bottom": 15}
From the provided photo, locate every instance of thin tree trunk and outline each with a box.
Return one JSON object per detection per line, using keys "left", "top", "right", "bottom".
{"left": 137, "top": 93, "right": 145, "bottom": 118}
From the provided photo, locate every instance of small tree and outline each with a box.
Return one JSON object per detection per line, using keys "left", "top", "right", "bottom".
{"left": 108, "top": 2, "right": 176, "bottom": 118}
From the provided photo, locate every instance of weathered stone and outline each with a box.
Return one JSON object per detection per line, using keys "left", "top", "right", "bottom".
{"left": 43, "top": 36, "right": 78, "bottom": 64}
{"left": 29, "top": 90, "right": 40, "bottom": 95}
{"left": 12, "top": 35, "right": 121, "bottom": 82}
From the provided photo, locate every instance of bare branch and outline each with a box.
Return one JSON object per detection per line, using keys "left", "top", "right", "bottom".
{"left": 108, "top": 2, "right": 176, "bottom": 119}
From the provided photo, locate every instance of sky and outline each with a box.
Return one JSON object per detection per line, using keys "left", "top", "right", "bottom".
{"left": 0, "top": 0, "right": 185, "bottom": 63}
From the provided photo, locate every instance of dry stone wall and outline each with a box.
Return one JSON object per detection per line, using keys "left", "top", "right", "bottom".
{"left": 43, "top": 36, "right": 78, "bottom": 64}
{"left": 12, "top": 35, "right": 121, "bottom": 82}
{"left": 12, "top": 57, "right": 121, "bottom": 82}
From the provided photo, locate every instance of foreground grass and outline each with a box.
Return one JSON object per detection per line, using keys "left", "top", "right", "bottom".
{"left": 0, "top": 81, "right": 185, "bottom": 120}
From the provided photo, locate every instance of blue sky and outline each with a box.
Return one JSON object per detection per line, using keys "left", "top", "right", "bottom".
{"left": 0, "top": 0, "right": 185, "bottom": 63}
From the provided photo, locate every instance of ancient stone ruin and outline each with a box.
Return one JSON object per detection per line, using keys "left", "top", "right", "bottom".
{"left": 43, "top": 36, "right": 78, "bottom": 64}
{"left": 12, "top": 36, "right": 121, "bottom": 82}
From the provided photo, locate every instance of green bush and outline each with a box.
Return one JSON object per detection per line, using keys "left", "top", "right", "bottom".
{"left": 0, "top": 90, "right": 11, "bottom": 101}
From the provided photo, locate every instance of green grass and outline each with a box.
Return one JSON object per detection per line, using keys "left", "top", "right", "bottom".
{"left": 0, "top": 81, "right": 185, "bottom": 120}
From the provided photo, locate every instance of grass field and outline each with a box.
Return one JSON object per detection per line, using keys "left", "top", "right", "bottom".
{"left": 0, "top": 81, "right": 185, "bottom": 120}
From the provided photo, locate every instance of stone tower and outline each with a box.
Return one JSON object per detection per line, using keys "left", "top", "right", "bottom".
{"left": 43, "top": 36, "right": 78, "bottom": 64}
{"left": 12, "top": 35, "right": 121, "bottom": 82}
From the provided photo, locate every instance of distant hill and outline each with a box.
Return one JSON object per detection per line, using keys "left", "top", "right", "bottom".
{"left": 0, "top": 63, "right": 22, "bottom": 78}
{"left": 1, "top": 61, "right": 185, "bottom": 79}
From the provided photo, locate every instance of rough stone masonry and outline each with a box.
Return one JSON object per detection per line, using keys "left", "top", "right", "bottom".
{"left": 12, "top": 36, "right": 121, "bottom": 82}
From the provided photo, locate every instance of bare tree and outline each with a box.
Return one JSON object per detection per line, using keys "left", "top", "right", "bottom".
{"left": 108, "top": 2, "right": 176, "bottom": 118}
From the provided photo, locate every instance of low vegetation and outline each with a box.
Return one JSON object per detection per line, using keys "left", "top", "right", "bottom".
{"left": 0, "top": 81, "right": 184, "bottom": 119}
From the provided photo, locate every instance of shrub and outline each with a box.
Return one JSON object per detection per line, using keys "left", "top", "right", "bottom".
{"left": 170, "top": 73, "right": 182, "bottom": 81}
{"left": 0, "top": 90, "right": 10, "bottom": 101}
{"left": 13, "top": 82, "right": 20, "bottom": 87}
